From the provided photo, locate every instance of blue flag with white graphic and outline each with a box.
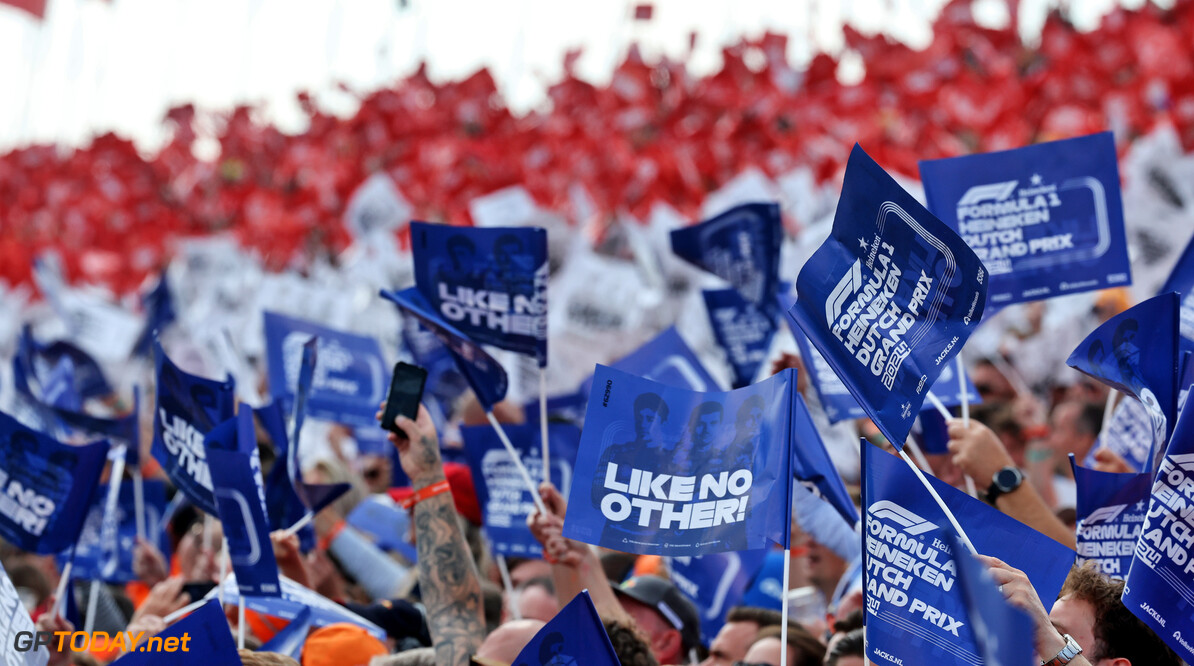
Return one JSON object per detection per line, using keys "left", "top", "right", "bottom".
{"left": 1067, "top": 293, "right": 1180, "bottom": 471}
{"left": 512, "top": 590, "right": 620, "bottom": 666}
{"left": 0, "top": 411, "right": 111, "bottom": 554}
{"left": 207, "top": 408, "right": 281, "bottom": 598}
{"left": 1121, "top": 394, "right": 1194, "bottom": 662}
{"left": 779, "top": 289, "right": 866, "bottom": 423}
{"left": 788, "top": 145, "right": 988, "bottom": 450}
{"left": 462, "top": 423, "right": 580, "bottom": 558}
{"left": 703, "top": 288, "right": 777, "bottom": 388}
{"left": 41, "top": 357, "right": 81, "bottom": 411}
{"left": 213, "top": 576, "right": 385, "bottom": 639}
{"left": 258, "top": 606, "right": 311, "bottom": 660}
{"left": 862, "top": 440, "right": 1073, "bottom": 666}
{"left": 669, "top": 551, "right": 767, "bottom": 646}
{"left": 49, "top": 388, "right": 141, "bottom": 469}
{"left": 70, "top": 479, "right": 169, "bottom": 583}
{"left": 739, "top": 550, "right": 786, "bottom": 610}
{"left": 380, "top": 287, "right": 509, "bottom": 410}
{"left": 0, "top": 559, "right": 48, "bottom": 666}
{"left": 288, "top": 339, "right": 351, "bottom": 515}
{"left": 1083, "top": 397, "right": 1153, "bottom": 473}
{"left": 925, "top": 360, "right": 982, "bottom": 411}
{"left": 1071, "top": 456, "right": 1150, "bottom": 580}
{"left": 1163, "top": 235, "right": 1194, "bottom": 354}
{"left": 946, "top": 531, "right": 1036, "bottom": 666}
{"left": 16, "top": 326, "right": 113, "bottom": 400}
{"left": 152, "top": 339, "right": 235, "bottom": 516}
{"left": 792, "top": 393, "right": 859, "bottom": 527}
{"left": 109, "top": 600, "right": 240, "bottom": 666}
{"left": 133, "top": 273, "right": 176, "bottom": 358}
{"left": 920, "top": 132, "right": 1131, "bottom": 305}
{"left": 671, "top": 203, "right": 783, "bottom": 312}
{"left": 256, "top": 401, "right": 314, "bottom": 552}
{"left": 563, "top": 365, "right": 794, "bottom": 555}
{"left": 411, "top": 221, "right": 548, "bottom": 367}
{"left": 263, "top": 311, "right": 388, "bottom": 429}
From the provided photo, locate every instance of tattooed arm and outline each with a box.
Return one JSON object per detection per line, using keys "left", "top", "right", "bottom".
{"left": 385, "top": 403, "right": 484, "bottom": 666}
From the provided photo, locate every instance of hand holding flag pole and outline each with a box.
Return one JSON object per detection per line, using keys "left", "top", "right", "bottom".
{"left": 926, "top": 390, "right": 979, "bottom": 498}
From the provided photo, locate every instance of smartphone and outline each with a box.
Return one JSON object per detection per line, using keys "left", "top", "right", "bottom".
{"left": 381, "top": 362, "right": 428, "bottom": 437}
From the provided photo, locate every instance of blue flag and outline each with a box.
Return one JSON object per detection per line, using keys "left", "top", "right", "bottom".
{"left": 946, "top": 531, "right": 1036, "bottom": 666}
{"left": 41, "top": 356, "right": 82, "bottom": 411}
{"left": 288, "top": 339, "right": 351, "bottom": 515}
{"left": 522, "top": 390, "right": 588, "bottom": 428}
{"left": 862, "top": 440, "right": 1073, "bottom": 666}
{"left": 925, "top": 360, "right": 982, "bottom": 410}
{"left": 563, "top": 365, "right": 794, "bottom": 555}
{"left": 133, "top": 273, "right": 176, "bottom": 358}
{"left": 792, "top": 393, "right": 859, "bottom": 527}
{"left": 671, "top": 203, "right": 783, "bottom": 311}
{"left": 16, "top": 326, "right": 113, "bottom": 400}
{"left": 784, "top": 307, "right": 866, "bottom": 423}
{"left": 669, "top": 551, "right": 767, "bottom": 646}
{"left": 152, "top": 339, "right": 236, "bottom": 515}
{"left": 109, "top": 600, "right": 240, "bottom": 666}
{"left": 462, "top": 423, "right": 580, "bottom": 557}
{"left": 48, "top": 388, "right": 141, "bottom": 469}
{"left": 919, "top": 132, "right": 1131, "bottom": 305}
{"left": 1163, "top": 235, "right": 1194, "bottom": 353}
{"left": 400, "top": 316, "right": 470, "bottom": 416}
{"left": 411, "top": 221, "right": 549, "bottom": 366}
{"left": 262, "top": 311, "right": 388, "bottom": 429}
{"left": 702, "top": 288, "right": 777, "bottom": 389}
{"left": 0, "top": 411, "right": 111, "bottom": 553}
{"left": 213, "top": 576, "right": 385, "bottom": 640}
{"left": 739, "top": 550, "right": 787, "bottom": 610}
{"left": 70, "top": 479, "right": 169, "bottom": 583}
{"left": 1084, "top": 397, "right": 1154, "bottom": 472}
{"left": 1071, "top": 457, "right": 1150, "bottom": 580}
{"left": 511, "top": 590, "right": 620, "bottom": 666}
{"left": 256, "top": 401, "right": 314, "bottom": 552}
{"left": 0, "top": 559, "right": 48, "bottom": 666}
{"left": 577, "top": 327, "right": 721, "bottom": 402}
{"left": 1121, "top": 394, "right": 1194, "bottom": 661}
{"left": 911, "top": 410, "right": 951, "bottom": 455}
{"left": 1067, "top": 292, "right": 1180, "bottom": 470}
{"left": 380, "top": 287, "right": 509, "bottom": 410}
{"left": 207, "top": 408, "right": 281, "bottom": 598}
{"left": 787, "top": 145, "right": 988, "bottom": 450}
{"left": 258, "top": 606, "right": 311, "bottom": 660}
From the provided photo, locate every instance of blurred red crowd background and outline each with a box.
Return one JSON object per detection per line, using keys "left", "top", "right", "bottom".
{"left": 2, "top": 0, "right": 1193, "bottom": 296}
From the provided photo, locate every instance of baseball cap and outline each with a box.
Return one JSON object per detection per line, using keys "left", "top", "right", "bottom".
{"left": 613, "top": 575, "right": 702, "bottom": 653}
{"left": 388, "top": 461, "right": 482, "bottom": 525}
{"left": 300, "top": 623, "right": 388, "bottom": 666}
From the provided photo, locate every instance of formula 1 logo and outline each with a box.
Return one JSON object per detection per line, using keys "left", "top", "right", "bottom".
{"left": 1083, "top": 504, "right": 1127, "bottom": 526}
{"left": 825, "top": 260, "right": 863, "bottom": 328}
{"left": 956, "top": 181, "right": 1018, "bottom": 206}
{"left": 868, "top": 500, "right": 936, "bottom": 535}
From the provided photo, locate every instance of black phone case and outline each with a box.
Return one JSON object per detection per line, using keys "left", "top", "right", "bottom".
{"left": 381, "top": 362, "right": 427, "bottom": 436}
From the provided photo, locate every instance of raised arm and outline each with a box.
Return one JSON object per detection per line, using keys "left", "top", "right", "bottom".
{"left": 386, "top": 403, "right": 484, "bottom": 666}
{"left": 528, "top": 481, "right": 633, "bottom": 626}
{"left": 948, "top": 420, "right": 1077, "bottom": 550}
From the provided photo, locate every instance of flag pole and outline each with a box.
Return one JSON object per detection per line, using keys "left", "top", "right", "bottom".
{"left": 779, "top": 546, "right": 791, "bottom": 666}
{"left": 1101, "top": 389, "right": 1118, "bottom": 437}
{"left": 495, "top": 554, "right": 521, "bottom": 620}
{"left": 898, "top": 449, "right": 978, "bottom": 555}
{"left": 927, "top": 390, "right": 977, "bottom": 497}
{"left": 902, "top": 438, "right": 931, "bottom": 472}
{"left": 956, "top": 358, "right": 979, "bottom": 498}
{"left": 282, "top": 510, "right": 315, "bottom": 538}
{"left": 132, "top": 466, "right": 146, "bottom": 542}
{"left": 485, "top": 412, "right": 548, "bottom": 514}
{"left": 217, "top": 538, "right": 228, "bottom": 606}
{"left": 50, "top": 557, "right": 73, "bottom": 620}
{"left": 538, "top": 367, "right": 550, "bottom": 484}
{"left": 163, "top": 597, "right": 207, "bottom": 624}
{"left": 237, "top": 598, "right": 246, "bottom": 648}
{"left": 84, "top": 580, "right": 100, "bottom": 634}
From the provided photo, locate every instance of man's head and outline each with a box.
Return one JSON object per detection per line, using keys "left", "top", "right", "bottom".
{"left": 738, "top": 624, "right": 826, "bottom": 666}
{"left": 613, "top": 576, "right": 702, "bottom": 665}
{"left": 806, "top": 537, "right": 847, "bottom": 601}
{"left": 514, "top": 576, "right": 560, "bottom": 623}
{"left": 690, "top": 402, "right": 724, "bottom": 448}
{"left": 493, "top": 233, "right": 524, "bottom": 272}
{"left": 474, "top": 619, "right": 546, "bottom": 663}
{"left": 700, "top": 607, "right": 782, "bottom": 666}
{"left": 1050, "top": 564, "right": 1180, "bottom": 665}
{"left": 1048, "top": 401, "right": 1102, "bottom": 462}
{"left": 448, "top": 235, "right": 477, "bottom": 268}
{"left": 633, "top": 393, "right": 669, "bottom": 444}
{"left": 823, "top": 628, "right": 864, "bottom": 666}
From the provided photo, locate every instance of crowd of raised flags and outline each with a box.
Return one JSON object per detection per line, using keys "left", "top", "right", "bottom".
{"left": 3, "top": 125, "right": 1194, "bottom": 666}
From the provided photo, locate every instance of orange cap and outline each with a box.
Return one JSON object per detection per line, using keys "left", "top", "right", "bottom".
{"left": 301, "top": 623, "right": 388, "bottom": 666}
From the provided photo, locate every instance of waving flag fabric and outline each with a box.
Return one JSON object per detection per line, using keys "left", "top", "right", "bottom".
{"left": 1071, "top": 458, "right": 1150, "bottom": 580}
{"left": 671, "top": 202, "right": 783, "bottom": 311}
{"left": 511, "top": 591, "right": 620, "bottom": 666}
